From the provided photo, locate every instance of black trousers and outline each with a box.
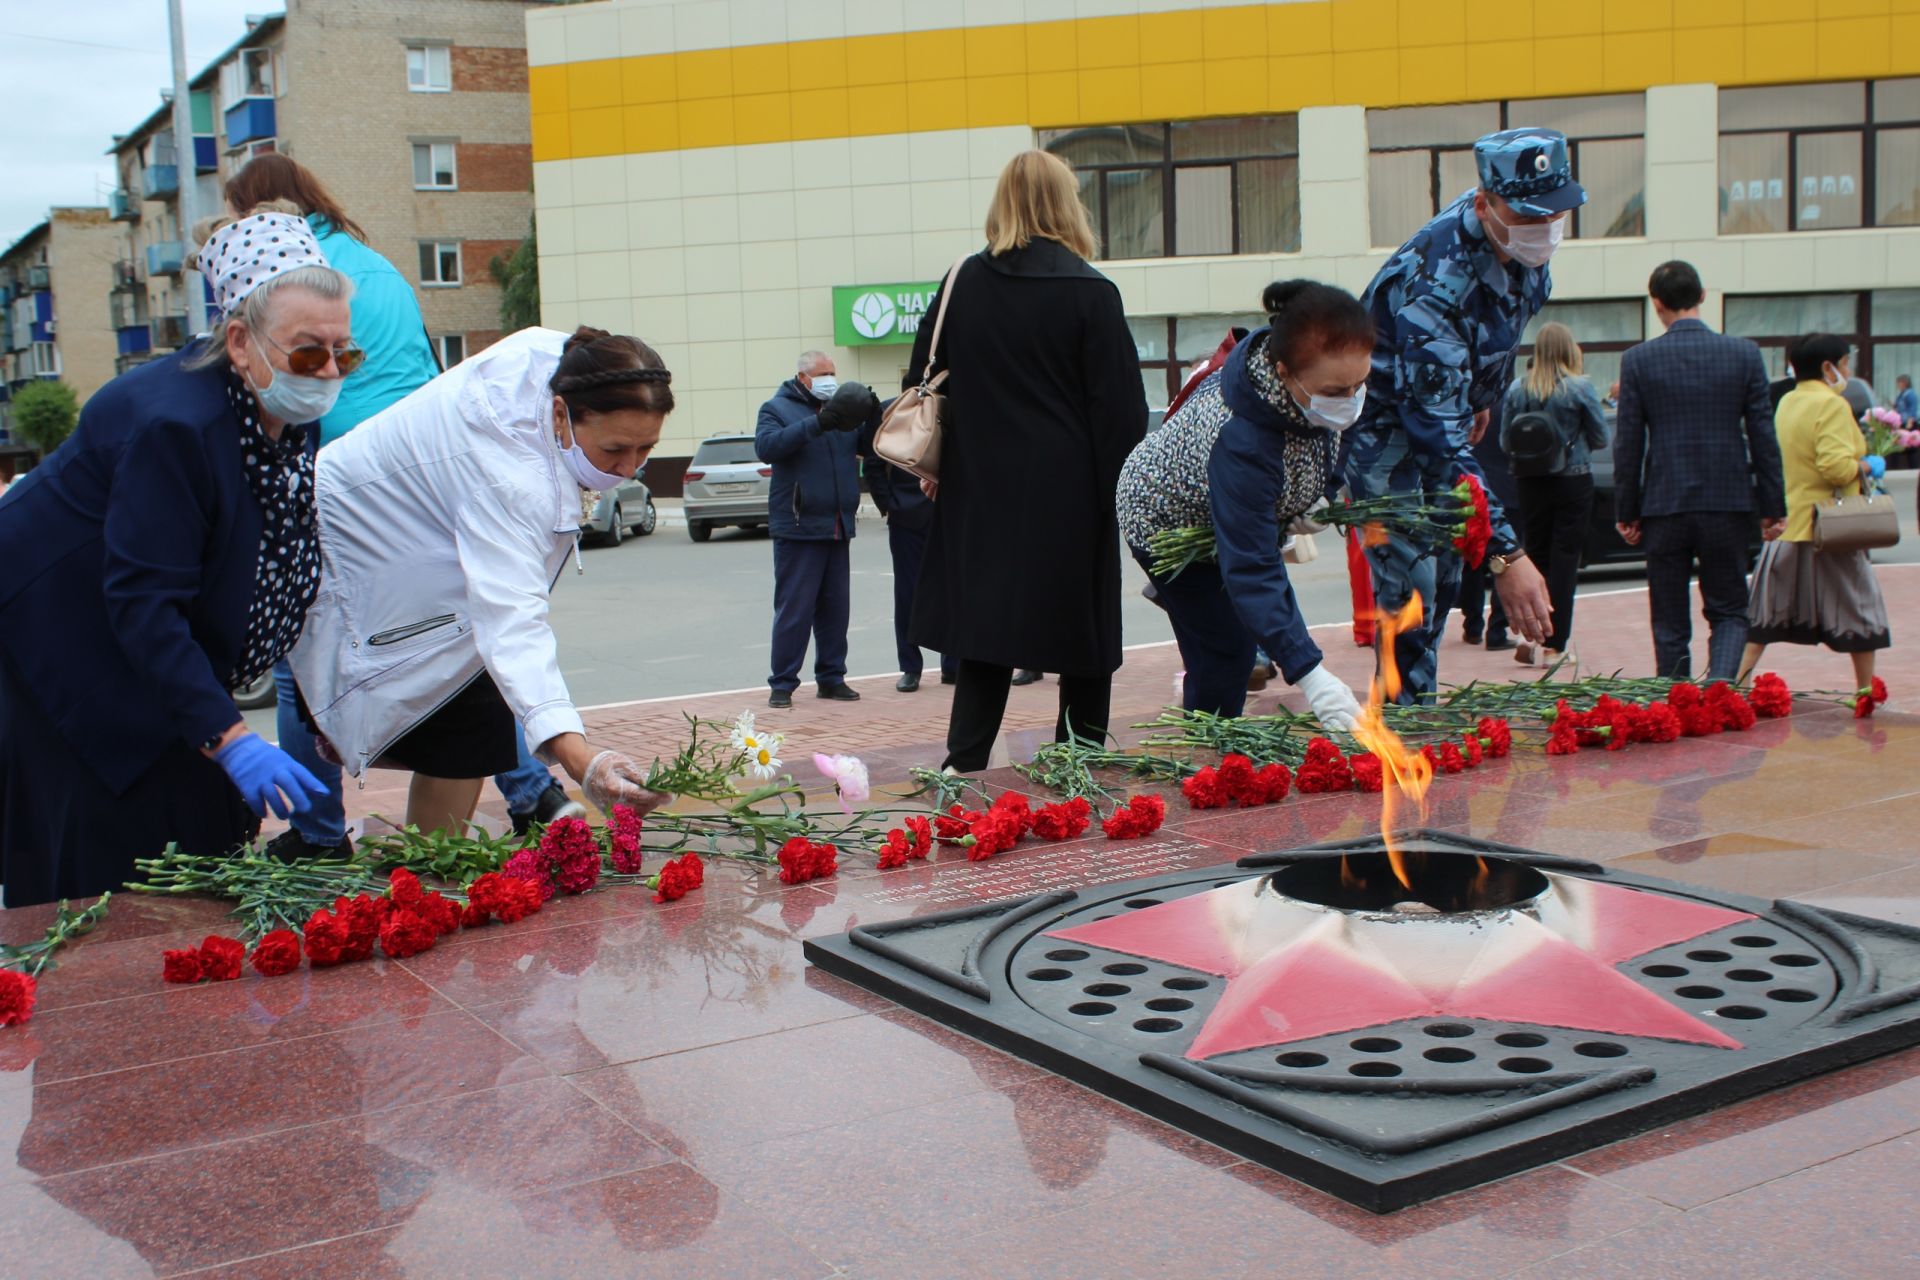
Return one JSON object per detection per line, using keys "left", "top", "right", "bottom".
{"left": 1131, "top": 546, "right": 1255, "bottom": 718}
{"left": 1516, "top": 472, "right": 1594, "bottom": 653}
{"left": 1642, "top": 511, "right": 1755, "bottom": 681}
{"left": 886, "top": 520, "right": 955, "bottom": 680}
{"left": 1455, "top": 566, "right": 1508, "bottom": 642}
{"left": 944, "top": 660, "right": 1112, "bottom": 773}
{"left": 768, "top": 538, "right": 850, "bottom": 693}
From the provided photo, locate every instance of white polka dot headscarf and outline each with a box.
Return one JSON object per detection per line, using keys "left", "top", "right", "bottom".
{"left": 200, "top": 212, "right": 330, "bottom": 317}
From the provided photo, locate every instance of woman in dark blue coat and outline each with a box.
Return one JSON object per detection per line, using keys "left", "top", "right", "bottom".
{"left": 0, "top": 211, "right": 352, "bottom": 906}
{"left": 1117, "top": 281, "right": 1376, "bottom": 725}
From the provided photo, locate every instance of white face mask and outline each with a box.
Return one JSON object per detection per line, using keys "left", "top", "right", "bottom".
{"left": 247, "top": 334, "right": 343, "bottom": 424}
{"left": 808, "top": 374, "right": 838, "bottom": 402}
{"left": 1825, "top": 363, "right": 1849, "bottom": 392}
{"left": 556, "top": 403, "right": 632, "bottom": 491}
{"left": 1490, "top": 207, "right": 1564, "bottom": 269}
{"left": 1304, "top": 385, "right": 1366, "bottom": 431}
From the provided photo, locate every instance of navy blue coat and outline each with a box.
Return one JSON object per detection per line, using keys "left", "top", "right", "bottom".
{"left": 754, "top": 379, "right": 860, "bottom": 541}
{"left": 0, "top": 346, "right": 263, "bottom": 793}
{"left": 858, "top": 397, "right": 932, "bottom": 532}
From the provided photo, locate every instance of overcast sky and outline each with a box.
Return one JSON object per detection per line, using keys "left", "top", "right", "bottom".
{"left": 0, "top": 0, "right": 272, "bottom": 249}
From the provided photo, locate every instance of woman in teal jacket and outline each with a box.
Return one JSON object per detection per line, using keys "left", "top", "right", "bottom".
{"left": 224, "top": 156, "right": 573, "bottom": 855}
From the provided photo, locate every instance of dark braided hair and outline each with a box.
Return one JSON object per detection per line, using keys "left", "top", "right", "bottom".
{"left": 550, "top": 326, "right": 675, "bottom": 418}
{"left": 1260, "top": 279, "right": 1375, "bottom": 373}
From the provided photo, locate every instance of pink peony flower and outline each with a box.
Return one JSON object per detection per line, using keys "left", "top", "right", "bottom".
{"left": 812, "top": 752, "right": 870, "bottom": 814}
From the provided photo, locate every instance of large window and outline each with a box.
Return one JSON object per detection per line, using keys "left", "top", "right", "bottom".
{"left": 412, "top": 142, "right": 457, "bottom": 190}
{"left": 1718, "top": 79, "right": 1920, "bottom": 234}
{"left": 1722, "top": 290, "right": 1920, "bottom": 403}
{"left": 1040, "top": 117, "right": 1301, "bottom": 260}
{"left": 1367, "top": 96, "right": 1646, "bottom": 248}
{"left": 220, "top": 48, "right": 276, "bottom": 101}
{"left": 407, "top": 45, "right": 451, "bottom": 93}
{"left": 1131, "top": 313, "right": 1265, "bottom": 409}
{"left": 418, "top": 242, "right": 461, "bottom": 287}
{"left": 436, "top": 333, "right": 466, "bottom": 367}
{"left": 1518, "top": 300, "right": 1646, "bottom": 399}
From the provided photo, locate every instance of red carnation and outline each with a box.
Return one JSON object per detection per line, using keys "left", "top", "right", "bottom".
{"left": 1182, "top": 767, "right": 1228, "bottom": 810}
{"left": 1749, "top": 673, "right": 1792, "bottom": 718}
{"left": 608, "top": 803, "right": 644, "bottom": 875}
{"left": 990, "top": 792, "right": 1035, "bottom": 839}
{"left": 198, "top": 935, "right": 245, "bottom": 982}
{"left": 1217, "top": 755, "right": 1257, "bottom": 802}
{"left": 338, "top": 895, "right": 383, "bottom": 961}
{"left": 386, "top": 867, "right": 424, "bottom": 908}
{"left": 162, "top": 947, "right": 203, "bottom": 984}
{"left": 1855, "top": 690, "right": 1875, "bottom": 718}
{"left": 876, "top": 829, "right": 911, "bottom": 869}
{"left": 903, "top": 815, "right": 933, "bottom": 858}
{"left": 1546, "top": 722, "right": 1580, "bottom": 755}
{"left": 1297, "top": 738, "right": 1353, "bottom": 791}
{"left": 652, "top": 853, "right": 704, "bottom": 903}
{"left": 1873, "top": 676, "right": 1890, "bottom": 704}
{"left": 1477, "top": 717, "right": 1512, "bottom": 757}
{"left": 249, "top": 929, "right": 302, "bottom": 978}
{"left": 301, "top": 910, "right": 348, "bottom": 967}
{"left": 379, "top": 909, "right": 438, "bottom": 959}
{"left": 417, "top": 892, "right": 462, "bottom": 937}
{"left": 778, "top": 837, "right": 838, "bottom": 884}
{"left": 0, "top": 970, "right": 36, "bottom": 1026}
{"left": 1708, "top": 683, "right": 1757, "bottom": 732}
{"left": 1437, "top": 742, "right": 1466, "bottom": 774}
{"left": 967, "top": 808, "right": 1024, "bottom": 860}
{"left": 1679, "top": 706, "right": 1723, "bottom": 737}
{"left": 1101, "top": 794, "right": 1167, "bottom": 840}
{"left": 934, "top": 805, "right": 980, "bottom": 842}
{"left": 501, "top": 847, "right": 555, "bottom": 900}
{"left": 1668, "top": 683, "right": 1704, "bottom": 712}
{"left": 460, "top": 901, "right": 491, "bottom": 928}
{"left": 1254, "top": 762, "right": 1292, "bottom": 803}
{"left": 495, "top": 877, "right": 545, "bottom": 923}
{"left": 1460, "top": 733, "right": 1483, "bottom": 767}
{"left": 1031, "top": 797, "right": 1092, "bottom": 841}
{"left": 1450, "top": 473, "right": 1493, "bottom": 568}
{"left": 1350, "top": 753, "right": 1385, "bottom": 792}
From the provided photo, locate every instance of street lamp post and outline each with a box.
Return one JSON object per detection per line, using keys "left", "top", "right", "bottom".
{"left": 167, "top": 0, "right": 208, "bottom": 338}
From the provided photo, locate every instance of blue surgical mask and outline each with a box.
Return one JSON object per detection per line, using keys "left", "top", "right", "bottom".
{"left": 1306, "top": 385, "right": 1366, "bottom": 431}
{"left": 556, "top": 403, "right": 631, "bottom": 491}
{"left": 247, "top": 336, "right": 343, "bottom": 424}
{"left": 808, "top": 374, "right": 838, "bottom": 402}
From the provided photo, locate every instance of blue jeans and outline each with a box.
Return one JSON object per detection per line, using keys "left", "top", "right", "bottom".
{"left": 276, "top": 661, "right": 558, "bottom": 844}
{"left": 1347, "top": 427, "right": 1463, "bottom": 703}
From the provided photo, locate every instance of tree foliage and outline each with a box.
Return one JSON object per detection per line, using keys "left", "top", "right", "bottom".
{"left": 11, "top": 380, "right": 79, "bottom": 456}
{"left": 490, "top": 214, "right": 540, "bottom": 334}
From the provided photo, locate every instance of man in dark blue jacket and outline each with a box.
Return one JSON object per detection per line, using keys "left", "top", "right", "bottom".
{"left": 755, "top": 351, "right": 866, "bottom": 708}
{"left": 860, "top": 401, "right": 957, "bottom": 693}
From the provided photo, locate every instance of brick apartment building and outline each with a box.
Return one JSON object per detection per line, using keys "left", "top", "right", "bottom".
{"left": 107, "top": 0, "right": 545, "bottom": 377}
{"left": 0, "top": 208, "right": 122, "bottom": 475}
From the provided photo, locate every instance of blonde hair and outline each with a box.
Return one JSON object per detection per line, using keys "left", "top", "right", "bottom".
{"left": 985, "top": 150, "right": 1098, "bottom": 261}
{"left": 1526, "top": 321, "right": 1584, "bottom": 401}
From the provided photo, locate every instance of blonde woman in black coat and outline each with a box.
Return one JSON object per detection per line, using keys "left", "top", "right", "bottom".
{"left": 903, "top": 150, "right": 1149, "bottom": 771}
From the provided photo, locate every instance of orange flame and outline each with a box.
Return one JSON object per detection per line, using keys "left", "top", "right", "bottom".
{"left": 1347, "top": 595, "right": 1434, "bottom": 891}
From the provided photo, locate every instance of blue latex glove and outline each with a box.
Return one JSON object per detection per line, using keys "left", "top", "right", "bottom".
{"left": 213, "top": 732, "right": 327, "bottom": 818}
{"left": 1866, "top": 454, "right": 1887, "bottom": 480}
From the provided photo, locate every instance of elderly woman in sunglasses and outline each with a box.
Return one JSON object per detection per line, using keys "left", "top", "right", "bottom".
{"left": 0, "top": 211, "right": 355, "bottom": 906}
{"left": 285, "top": 325, "right": 677, "bottom": 836}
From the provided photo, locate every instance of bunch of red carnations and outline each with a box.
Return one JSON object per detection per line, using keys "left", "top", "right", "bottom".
{"left": 778, "top": 837, "right": 840, "bottom": 884}
{"left": 501, "top": 816, "right": 603, "bottom": 900}
{"left": 1182, "top": 753, "right": 1292, "bottom": 810}
{"left": 875, "top": 815, "right": 935, "bottom": 869}
{"left": 1854, "top": 677, "right": 1890, "bottom": 719}
{"left": 1546, "top": 679, "right": 1783, "bottom": 756}
{"left": 930, "top": 792, "right": 1108, "bottom": 861}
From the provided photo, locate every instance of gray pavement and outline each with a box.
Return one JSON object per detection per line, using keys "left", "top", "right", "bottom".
{"left": 245, "top": 472, "right": 1920, "bottom": 737}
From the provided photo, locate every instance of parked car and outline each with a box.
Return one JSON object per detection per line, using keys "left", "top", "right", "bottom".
{"left": 582, "top": 474, "right": 656, "bottom": 547}
{"left": 682, "top": 435, "right": 771, "bottom": 542}
{"left": 233, "top": 670, "right": 277, "bottom": 710}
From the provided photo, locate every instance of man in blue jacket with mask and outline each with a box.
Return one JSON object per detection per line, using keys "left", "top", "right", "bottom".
{"left": 755, "top": 351, "right": 873, "bottom": 708}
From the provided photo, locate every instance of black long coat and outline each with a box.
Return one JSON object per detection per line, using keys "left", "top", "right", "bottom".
{"left": 904, "top": 239, "right": 1148, "bottom": 676}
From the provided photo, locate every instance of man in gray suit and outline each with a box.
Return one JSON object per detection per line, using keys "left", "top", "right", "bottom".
{"left": 1614, "top": 261, "right": 1787, "bottom": 681}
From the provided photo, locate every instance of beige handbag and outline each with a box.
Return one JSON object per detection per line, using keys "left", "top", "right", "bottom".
{"left": 1811, "top": 486, "right": 1901, "bottom": 553}
{"left": 874, "top": 255, "right": 968, "bottom": 482}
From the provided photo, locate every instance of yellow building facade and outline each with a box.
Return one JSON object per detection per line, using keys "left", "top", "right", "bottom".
{"left": 526, "top": 0, "right": 1920, "bottom": 477}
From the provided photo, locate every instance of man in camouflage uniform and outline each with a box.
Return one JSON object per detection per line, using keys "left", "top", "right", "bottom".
{"left": 1346, "top": 127, "right": 1568, "bottom": 700}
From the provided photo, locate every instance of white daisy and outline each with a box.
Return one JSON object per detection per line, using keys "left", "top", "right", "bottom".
{"left": 748, "top": 732, "right": 784, "bottom": 781}
{"left": 729, "top": 710, "right": 758, "bottom": 752}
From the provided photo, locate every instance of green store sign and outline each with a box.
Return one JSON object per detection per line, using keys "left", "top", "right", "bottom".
{"left": 831, "top": 280, "right": 940, "bottom": 347}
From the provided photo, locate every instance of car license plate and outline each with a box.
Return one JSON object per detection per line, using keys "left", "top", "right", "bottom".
{"left": 711, "top": 482, "right": 751, "bottom": 494}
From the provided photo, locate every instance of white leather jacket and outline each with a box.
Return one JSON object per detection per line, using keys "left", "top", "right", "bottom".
{"left": 289, "top": 327, "right": 587, "bottom": 777}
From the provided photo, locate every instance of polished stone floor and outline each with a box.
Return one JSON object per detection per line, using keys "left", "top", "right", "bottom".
{"left": 3, "top": 575, "right": 1919, "bottom": 1277}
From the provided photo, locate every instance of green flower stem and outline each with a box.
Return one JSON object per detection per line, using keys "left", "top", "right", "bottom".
{"left": 0, "top": 893, "right": 112, "bottom": 979}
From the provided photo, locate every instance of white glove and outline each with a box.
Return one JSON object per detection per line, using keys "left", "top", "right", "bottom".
{"left": 582, "top": 750, "right": 671, "bottom": 817}
{"left": 1296, "top": 664, "right": 1362, "bottom": 732}
{"left": 1289, "top": 498, "right": 1332, "bottom": 536}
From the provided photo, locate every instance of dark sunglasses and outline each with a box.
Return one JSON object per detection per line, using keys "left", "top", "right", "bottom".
{"left": 256, "top": 329, "right": 366, "bottom": 376}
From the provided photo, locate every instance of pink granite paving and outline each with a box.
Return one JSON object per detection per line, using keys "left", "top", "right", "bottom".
{"left": 1, "top": 568, "right": 1917, "bottom": 1276}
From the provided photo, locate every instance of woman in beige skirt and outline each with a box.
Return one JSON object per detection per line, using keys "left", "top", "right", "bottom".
{"left": 1738, "top": 333, "right": 1890, "bottom": 689}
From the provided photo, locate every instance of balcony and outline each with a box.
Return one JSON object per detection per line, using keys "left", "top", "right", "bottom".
{"left": 117, "top": 323, "right": 152, "bottom": 356}
{"left": 194, "top": 135, "right": 218, "bottom": 172}
{"left": 115, "top": 351, "right": 153, "bottom": 376}
{"left": 111, "top": 259, "right": 140, "bottom": 290}
{"left": 110, "top": 289, "right": 147, "bottom": 330}
{"left": 146, "top": 241, "right": 185, "bottom": 276}
{"left": 143, "top": 164, "right": 179, "bottom": 200}
{"left": 224, "top": 98, "right": 275, "bottom": 148}
{"left": 149, "top": 313, "right": 188, "bottom": 349}
{"left": 109, "top": 188, "right": 139, "bottom": 221}
{"left": 26, "top": 265, "right": 49, "bottom": 291}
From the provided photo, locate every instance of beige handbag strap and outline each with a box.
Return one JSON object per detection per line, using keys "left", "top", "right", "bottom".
{"left": 918, "top": 254, "right": 970, "bottom": 392}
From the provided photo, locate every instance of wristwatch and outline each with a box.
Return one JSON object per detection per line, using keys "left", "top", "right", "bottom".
{"left": 1486, "top": 549, "right": 1528, "bottom": 576}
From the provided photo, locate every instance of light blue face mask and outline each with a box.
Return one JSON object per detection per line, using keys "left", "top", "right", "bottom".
{"left": 556, "top": 401, "right": 632, "bottom": 491}
{"left": 247, "top": 334, "right": 343, "bottom": 424}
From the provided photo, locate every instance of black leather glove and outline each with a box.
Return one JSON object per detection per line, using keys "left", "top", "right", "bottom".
{"left": 818, "top": 380, "right": 877, "bottom": 433}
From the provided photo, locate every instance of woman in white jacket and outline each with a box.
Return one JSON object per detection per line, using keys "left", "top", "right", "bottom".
{"left": 289, "top": 325, "right": 670, "bottom": 833}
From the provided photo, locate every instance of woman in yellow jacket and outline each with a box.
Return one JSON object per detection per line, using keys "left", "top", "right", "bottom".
{"left": 1738, "top": 333, "right": 1890, "bottom": 688}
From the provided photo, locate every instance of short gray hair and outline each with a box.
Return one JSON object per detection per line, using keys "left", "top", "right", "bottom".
{"left": 182, "top": 265, "right": 355, "bottom": 371}
{"left": 797, "top": 349, "right": 831, "bottom": 376}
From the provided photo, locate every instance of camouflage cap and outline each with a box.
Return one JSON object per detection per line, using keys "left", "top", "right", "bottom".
{"left": 1473, "top": 127, "right": 1587, "bottom": 216}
